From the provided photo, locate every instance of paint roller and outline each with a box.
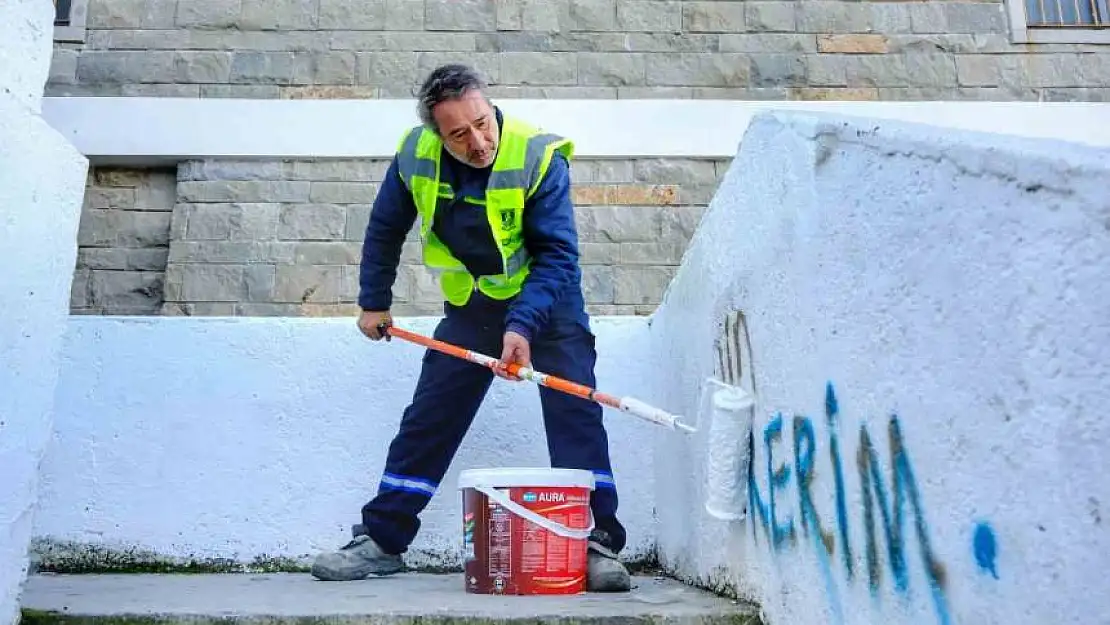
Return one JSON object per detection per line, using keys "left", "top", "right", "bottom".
{"left": 378, "top": 322, "right": 698, "bottom": 434}
{"left": 701, "top": 376, "right": 755, "bottom": 521}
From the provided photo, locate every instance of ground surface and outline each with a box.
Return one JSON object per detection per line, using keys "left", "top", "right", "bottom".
{"left": 20, "top": 572, "right": 761, "bottom": 624}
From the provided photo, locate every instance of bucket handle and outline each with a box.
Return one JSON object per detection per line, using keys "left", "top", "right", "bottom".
{"left": 473, "top": 485, "right": 595, "bottom": 540}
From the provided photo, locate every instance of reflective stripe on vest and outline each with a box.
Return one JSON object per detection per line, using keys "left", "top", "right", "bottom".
{"left": 395, "top": 115, "right": 575, "bottom": 306}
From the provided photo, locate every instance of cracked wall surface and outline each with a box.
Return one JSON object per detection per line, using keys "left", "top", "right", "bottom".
{"left": 648, "top": 110, "right": 1110, "bottom": 625}
{"left": 0, "top": 1, "right": 89, "bottom": 623}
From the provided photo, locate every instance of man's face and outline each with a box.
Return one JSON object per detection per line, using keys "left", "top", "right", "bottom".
{"left": 431, "top": 89, "right": 498, "bottom": 169}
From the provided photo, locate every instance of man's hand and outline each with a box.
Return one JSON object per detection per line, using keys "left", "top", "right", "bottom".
{"left": 358, "top": 309, "right": 392, "bottom": 341}
{"left": 496, "top": 331, "right": 531, "bottom": 381}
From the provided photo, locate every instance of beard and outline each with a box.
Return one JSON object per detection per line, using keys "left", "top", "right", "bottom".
{"left": 445, "top": 143, "right": 496, "bottom": 169}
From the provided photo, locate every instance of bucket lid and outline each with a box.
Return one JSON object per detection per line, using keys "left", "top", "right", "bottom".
{"left": 458, "top": 467, "right": 596, "bottom": 490}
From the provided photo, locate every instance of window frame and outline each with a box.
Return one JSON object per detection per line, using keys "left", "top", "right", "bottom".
{"left": 1006, "top": 0, "right": 1110, "bottom": 43}
{"left": 53, "top": 0, "right": 89, "bottom": 44}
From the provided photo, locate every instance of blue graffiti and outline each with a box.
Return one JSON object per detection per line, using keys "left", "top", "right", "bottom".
{"left": 973, "top": 523, "right": 999, "bottom": 579}
{"left": 745, "top": 382, "right": 990, "bottom": 625}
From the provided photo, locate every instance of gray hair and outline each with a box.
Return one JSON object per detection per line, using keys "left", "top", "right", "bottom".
{"left": 416, "top": 64, "right": 490, "bottom": 134}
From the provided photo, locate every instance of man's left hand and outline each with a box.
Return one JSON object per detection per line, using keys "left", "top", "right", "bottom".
{"left": 497, "top": 331, "right": 531, "bottom": 381}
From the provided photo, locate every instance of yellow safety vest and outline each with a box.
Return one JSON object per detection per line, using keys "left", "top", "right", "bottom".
{"left": 394, "top": 115, "right": 575, "bottom": 306}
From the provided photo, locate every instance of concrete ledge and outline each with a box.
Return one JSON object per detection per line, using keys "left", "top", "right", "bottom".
{"left": 40, "top": 97, "right": 1110, "bottom": 165}
{"left": 20, "top": 573, "right": 761, "bottom": 624}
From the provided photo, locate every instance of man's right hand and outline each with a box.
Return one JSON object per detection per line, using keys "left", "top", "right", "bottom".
{"left": 358, "top": 309, "right": 393, "bottom": 341}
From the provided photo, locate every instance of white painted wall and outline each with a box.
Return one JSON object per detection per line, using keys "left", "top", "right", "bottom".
{"left": 649, "top": 111, "right": 1110, "bottom": 625}
{"left": 39, "top": 97, "right": 1110, "bottom": 165}
{"left": 33, "top": 316, "right": 657, "bottom": 570}
{"left": 0, "top": 0, "right": 89, "bottom": 622}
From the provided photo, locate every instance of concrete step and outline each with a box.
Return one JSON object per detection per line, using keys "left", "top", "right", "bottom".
{"left": 20, "top": 572, "right": 761, "bottom": 624}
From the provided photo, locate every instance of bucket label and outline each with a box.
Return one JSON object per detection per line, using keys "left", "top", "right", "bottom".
{"left": 462, "top": 485, "right": 592, "bottom": 596}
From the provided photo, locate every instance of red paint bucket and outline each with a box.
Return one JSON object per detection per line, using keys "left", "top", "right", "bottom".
{"left": 458, "top": 467, "right": 595, "bottom": 595}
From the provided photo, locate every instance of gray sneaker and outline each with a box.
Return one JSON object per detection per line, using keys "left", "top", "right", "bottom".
{"left": 310, "top": 531, "right": 404, "bottom": 581}
{"left": 586, "top": 540, "right": 631, "bottom": 592}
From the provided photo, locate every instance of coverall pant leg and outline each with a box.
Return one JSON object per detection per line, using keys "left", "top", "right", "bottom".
{"left": 359, "top": 304, "right": 502, "bottom": 555}
{"left": 530, "top": 314, "right": 628, "bottom": 555}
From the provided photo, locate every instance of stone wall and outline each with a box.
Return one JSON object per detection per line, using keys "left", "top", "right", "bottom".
{"left": 72, "top": 167, "right": 175, "bottom": 315}
{"left": 47, "top": 0, "right": 1110, "bottom": 101}
{"left": 73, "top": 157, "right": 725, "bottom": 316}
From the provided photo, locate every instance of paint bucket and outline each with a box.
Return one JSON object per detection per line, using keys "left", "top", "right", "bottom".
{"left": 458, "top": 467, "right": 595, "bottom": 595}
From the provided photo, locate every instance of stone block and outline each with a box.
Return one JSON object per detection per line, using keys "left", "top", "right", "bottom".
{"left": 573, "top": 184, "right": 679, "bottom": 205}
{"left": 613, "top": 266, "right": 675, "bottom": 305}
{"left": 135, "top": 173, "right": 177, "bottom": 210}
{"left": 579, "top": 242, "right": 622, "bottom": 265}
{"left": 793, "top": 87, "right": 879, "bottom": 100}
{"left": 616, "top": 0, "right": 682, "bottom": 31}
{"left": 172, "top": 52, "right": 229, "bottom": 84}
{"left": 313, "top": 53, "right": 359, "bottom": 85}
{"left": 683, "top": 1, "right": 747, "bottom": 33}
{"left": 570, "top": 159, "right": 634, "bottom": 183}
{"left": 582, "top": 266, "right": 616, "bottom": 304}
{"left": 520, "top": 0, "right": 566, "bottom": 31}
{"left": 577, "top": 205, "right": 663, "bottom": 242}
{"left": 85, "top": 187, "right": 136, "bottom": 210}
{"left": 179, "top": 160, "right": 284, "bottom": 182}
{"left": 646, "top": 53, "right": 751, "bottom": 87}
{"left": 720, "top": 34, "right": 816, "bottom": 53}
{"left": 501, "top": 52, "right": 578, "bottom": 84}
{"left": 201, "top": 85, "right": 284, "bottom": 98}
{"left": 578, "top": 53, "right": 647, "bottom": 86}
{"left": 240, "top": 0, "right": 319, "bottom": 29}
{"left": 632, "top": 159, "right": 719, "bottom": 185}
{"left": 167, "top": 241, "right": 296, "bottom": 264}
{"left": 78, "top": 248, "right": 169, "bottom": 272}
{"left": 796, "top": 2, "right": 869, "bottom": 33}
{"left": 78, "top": 210, "right": 171, "bottom": 248}
{"left": 278, "top": 204, "right": 347, "bottom": 240}
{"left": 177, "top": 180, "right": 312, "bottom": 203}
{"left": 88, "top": 0, "right": 177, "bottom": 28}
{"left": 181, "top": 203, "right": 281, "bottom": 240}
{"left": 357, "top": 52, "right": 420, "bottom": 87}
{"left": 49, "top": 49, "right": 78, "bottom": 85}
{"left": 626, "top": 33, "right": 719, "bottom": 53}
{"left": 620, "top": 242, "right": 685, "bottom": 265}
{"left": 293, "top": 242, "right": 363, "bottom": 265}
{"left": 400, "top": 265, "right": 443, "bottom": 303}
{"left": 426, "top": 0, "right": 497, "bottom": 30}
{"left": 400, "top": 242, "right": 423, "bottom": 263}
{"left": 70, "top": 270, "right": 91, "bottom": 311}
{"left": 309, "top": 182, "right": 379, "bottom": 204}
{"left": 318, "top": 0, "right": 386, "bottom": 29}
{"left": 88, "top": 271, "right": 164, "bottom": 314}
{"left": 944, "top": 2, "right": 1007, "bottom": 33}
{"left": 568, "top": 0, "right": 619, "bottom": 31}
{"left": 345, "top": 204, "right": 374, "bottom": 241}
{"left": 76, "top": 51, "right": 176, "bottom": 84}
{"left": 280, "top": 86, "right": 378, "bottom": 98}
{"left": 750, "top": 54, "right": 806, "bottom": 87}
{"left": 386, "top": 0, "right": 425, "bottom": 30}
{"left": 496, "top": 0, "right": 524, "bottom": 30}
{"left": 121, "top": 84, "right": 202, "bottom": 97}
{"left": 805, "top": 54, "right": 847, "bottom": 86}
{"left": 230, "top": 52, "right": 314, "bottom": 85}
{"left": 174, "top": 0, "right": 243, "bottom": 29}
{"left": 164, "top": 264, "right": 273, "bottom": 303}
{"left": 745, "top": 3, "right": 796, "bottom": 33}
{"left": 661, "top": 206, "right": 706, "bottom": 242}
{"left": 818, "top": 34, "right": 890, "bottom": 54}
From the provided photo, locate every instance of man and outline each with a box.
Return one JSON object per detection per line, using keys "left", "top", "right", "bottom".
{"left": 310, "top": 64, "right": 631, "bottom": 593}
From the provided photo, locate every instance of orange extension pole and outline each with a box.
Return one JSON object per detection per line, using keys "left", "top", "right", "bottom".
{"left": 379, "top": 323, "right": 696, "bottom": 433}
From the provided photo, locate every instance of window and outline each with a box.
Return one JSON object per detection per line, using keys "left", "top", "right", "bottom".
{"left": 53, "top": 0, "right": 88, "bottom": 43}
{"left": 1007, "top": 0, "right": 1110, "bottom": 42}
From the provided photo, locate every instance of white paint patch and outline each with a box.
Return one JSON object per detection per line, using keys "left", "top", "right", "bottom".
{"left": 650, "top": 111, "right": 1110, "bottom": 625}
{"left": 0, "top": 0, "right": 52, "bottom": 112}
{"left": 34, "top": 316, "right": 657, "bottom": 570}
{"left": 0, "top": 1, "right": 89, "bottom": 621}
{"left": 39, "top": 97, "right": 1110, "bottom": 165}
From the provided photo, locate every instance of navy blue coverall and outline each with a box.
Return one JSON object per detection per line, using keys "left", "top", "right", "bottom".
{"left": 355, "top": 108, "right": 627, "bottom": 557}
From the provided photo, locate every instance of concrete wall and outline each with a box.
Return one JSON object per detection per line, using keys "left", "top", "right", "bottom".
{"left": 47, "top": 0, "right": 1110, "bottom": 101}
{"left": 0, "top": 0, "right": 90, "bottom": 622}
{"left": 31, "top": 316, "right": 657, "bottom": 572}
{"left": 648, "top": 110, "right": 1110, "bottom": 625}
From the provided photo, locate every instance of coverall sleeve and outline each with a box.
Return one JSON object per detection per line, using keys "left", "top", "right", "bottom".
{"left": 504, "top": 152, "right": 582, "bottom": 342}
{"left": 358, "top": 157, "right": 418, "bottom": 311}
